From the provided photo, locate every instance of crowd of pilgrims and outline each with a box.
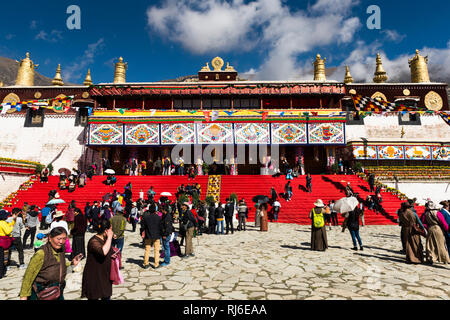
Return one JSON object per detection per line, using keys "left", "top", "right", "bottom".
{"left": 0, "top": 172, "right": 448, "bottom": 300}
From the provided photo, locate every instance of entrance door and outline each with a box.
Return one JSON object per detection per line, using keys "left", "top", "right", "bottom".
{"left": 303, "top": 146, "right": 327, "bottom": 174}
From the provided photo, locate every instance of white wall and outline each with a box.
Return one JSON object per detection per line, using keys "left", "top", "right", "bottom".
{"left": 0, "top": 114, "right": 87, "bottom": 172}
{"left": 346, "top": 114, "right": 450, "bottom": 143}
{"left": 0, "top": 174, "right": 30, "bottom": 201}
{"left": 385, "top": 182, "right": 450, "bottom": 206}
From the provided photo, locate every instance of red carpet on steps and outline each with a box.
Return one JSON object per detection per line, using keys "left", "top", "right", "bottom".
{"left": 4, "top": 175, "right": 419, "bottom": 225}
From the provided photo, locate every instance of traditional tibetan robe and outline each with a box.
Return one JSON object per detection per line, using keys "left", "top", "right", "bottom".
{"left": 423, "top": 210, "right": 450, "bottom": 264}
{"left": 309, "top": 207, "right": 328, "bottom": 251}
{"left": 398, "top": 209, "right": 424, "bottom": 264}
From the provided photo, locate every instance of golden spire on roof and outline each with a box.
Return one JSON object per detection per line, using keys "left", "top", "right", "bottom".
{"left": 313, "top": 54, "right": 326, "bottom": 81}
{"left": 373, "top": 53, "right": 388, "bottom": 83}
{"left": 83, "top": 69, "right": 93, "bottom": 86}
{"left": 113, "top": 57, "right": 127, "bottom": 84}
{"left": 0, "top": 81, "right": 3, "bottom": 87}
{"left": 344, "top": 66, "right": 353, "bottom": 84}
{"left": 52, "top": 64, "right": 64, "bottom": 86}
{"left": 15, "top": 52, "right": 38, "bottom": 86}
{"left": 408, "top": 49, "right": 430, "bottom": 83}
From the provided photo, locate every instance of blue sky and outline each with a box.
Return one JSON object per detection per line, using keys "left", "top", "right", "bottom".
{"left": 0, "top": 0, "right": 449, "bottom": 84}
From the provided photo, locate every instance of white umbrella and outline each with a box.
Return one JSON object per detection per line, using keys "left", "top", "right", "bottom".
{"left": 46, "top": 199, "right": 66, "bottom": 205}
{"left": 104, "top": 169, "right": 115, "bottom": 175}
{"left": 160, "top": 192, "right": 172, "bottom": 196}
{"left": 334, "top": 196, "right": 359, "bottom": 214}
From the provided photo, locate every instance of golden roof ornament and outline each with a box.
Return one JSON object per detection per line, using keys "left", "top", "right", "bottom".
{"left": 373, "top": 53, "right": 388, "bottom": 83}
{"left": 15, "top": 52, "right": 38, "bottom": 86}
{"left": 313, "top": 54, "right": 326, "bottom": 81}
{"left": 83, "top": 69, "right": 93, "bottom": 86}
{"left": 225, "top": 62, "right": 236, "bottom": 72}
{"left": 211, "top": 57, "right": 224, "bottom": 71}
{"left": 0, "top": 81, "right": 3, "bottom": 87}
{"left": 113, "top": 57, "right": 127, "bottom": 84}
{"left": 52, "top": 64, "right": 64, "bottom": 86}
{"left": 408, "top": 49, "right": 430, "bottom": 83}
{"left": 199, "top": 62, "right": 211, "bottom": 72}
{"left": 344, "top": 66, "right": 353, "bottom": 84}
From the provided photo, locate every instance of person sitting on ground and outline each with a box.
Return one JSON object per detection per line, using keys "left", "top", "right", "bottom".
{"left": 58, "top": 176, "right": 68, "bottom": 190}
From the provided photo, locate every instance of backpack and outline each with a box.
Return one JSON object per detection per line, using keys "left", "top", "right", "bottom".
{"left": 45, "top": 212, "right": 53, "bottom": 224}
{"left": 312, "top": 208, "right": 324, "bottom": 228}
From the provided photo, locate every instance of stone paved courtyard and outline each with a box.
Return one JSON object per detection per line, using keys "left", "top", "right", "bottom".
{"left": 1, "top": 222, "right": 449, "bottom": 300}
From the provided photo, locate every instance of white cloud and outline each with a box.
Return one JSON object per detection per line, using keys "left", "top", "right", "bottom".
{"left": 147, "top": 0, "right": 361, "bottom": 80}
{"left": 30, "top": 20, "right": 37, "bottom": 30}
{"left": 34, "top": 30, "right": 63, "bottom": 43}
{"left": 63, "top": 38, "right": 105, "bottom": 82}
{"left": 5, "top": 34, "right": 15, "bottom": 40}
{"left": 381, "top": 29, "right": 406, "bottom": 42}
{"left": 330, "top": 40, "right": 450, "bottom": 83}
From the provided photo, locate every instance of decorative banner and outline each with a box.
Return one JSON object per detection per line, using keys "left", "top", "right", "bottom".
{"left": 124, "top": 124, "right": 159, "bottom": 145}
{"left": 161, "top": 123, "right": 196, "bottom": 145}
{"left": 404, "top": 146, "right": 431, "bottom": 160}
{"left": 432, "top": 146, "right": 450, "bottom": 161}
{"left": 271, "top": 123, "right": 307, "bottom": 144}
{"left": 89, "top": 123, "right": 123, "bottom": 145}
{"left": 308, "top": 122, "right": 345, "bottom": 144}
{"left": 353, "top": 145, "right": 377, "bottom": 159}
{"left": 196, "top": 123, "right": 233, "bottom": 144}
{"left": 234, "top": 123, "right": 270, "bottom": 144}
{"left": 377, "top": 145, "right": 405, "bottom": 160}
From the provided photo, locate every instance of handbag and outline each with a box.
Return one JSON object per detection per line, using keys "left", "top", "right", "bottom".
{"left": 33, "top": 252, "right": 64, "bottom": 300}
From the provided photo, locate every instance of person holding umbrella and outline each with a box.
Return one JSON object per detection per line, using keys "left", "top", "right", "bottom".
{"left": 342, "top": 206, "right": 364, "bottom": 251}
{"left": 308, "top": 199, "right": 328, "bottom": 251}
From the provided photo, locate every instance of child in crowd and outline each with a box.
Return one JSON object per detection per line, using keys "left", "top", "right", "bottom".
{"left": 33, "top": 233, "right": 47, "bottom": 252}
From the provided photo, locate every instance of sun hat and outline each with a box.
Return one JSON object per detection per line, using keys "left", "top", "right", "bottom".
{"left": 53, "top": 210, "right": 64, "bottom": 218}
{"left": 314, "top": 199, "right": 325, "bottom": 207}
{"left": 427, "top": 202, "right": 439, "bottom": 211}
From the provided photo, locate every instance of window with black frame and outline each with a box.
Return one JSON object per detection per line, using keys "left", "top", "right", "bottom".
{"left": 75, "top": 107, "right": 90, "bottom": 126}
{"left": 343, "top": 98, "right": 364, "bottom": 125}
{"left": 24, "top": 107, "right": 44, "bottom": 127}
{"left": 397, "top": 99, "right": 421, "bottom": 125}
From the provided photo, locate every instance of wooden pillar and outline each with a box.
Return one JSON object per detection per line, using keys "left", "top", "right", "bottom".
{"left": 290, "top": 97, "right": 293, "bottom": 109}
{"left": 171, "top": 96, "right": 174, "bottom": 111}
{"left": 319, "top": 97, "right": 322, "bottom": 109}
{"left": 260, "top": 97, "right": 263, "bottom": 110}
{"left": 231, "top": 96, "right": 234, "bottom": 110}
{"left": 142, "top": 97, "right": 145, "bottom": 110}
{"left": 113, "top": 98, "right": 116, "bottom": 109}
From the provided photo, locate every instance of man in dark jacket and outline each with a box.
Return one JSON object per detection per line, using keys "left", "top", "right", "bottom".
{"left": 224, "top": 199, "right": 234, "bottom": 234}
{"left": 215, "top": 203, "right": 225, "bottom": 235}
{"left": 160, "top": 205, "right": 174, "bottom": 266}
{"left": 140, "top": 204, "right": 162, "bottom": 269}
{"left": 208, "top": 203, "right": 216, "bottom": 234}
{"left": 181, "top": 202, "right": 198, "bottom": 258}
{"left": 368, "top": 174, "right": 375, "bottom": 192}
{"left": 89, "top": 201, "right": 100, "bottom": 232}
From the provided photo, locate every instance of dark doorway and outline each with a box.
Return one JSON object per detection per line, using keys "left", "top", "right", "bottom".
{"left": 303, "top": 146, "right": 327, "bottom": 174}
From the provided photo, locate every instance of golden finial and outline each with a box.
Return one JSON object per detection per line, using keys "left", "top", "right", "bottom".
{"left": 225, "top": 62, "right": 236, "bottom": 72}
{"left": 313, "top": 54, "right": 326, "bottom": 81}
{"left": 344, "top": 66, "right": 353, "bottom": 84}
{"left": 15, "top": 52, "right": 38, "bottom": 86}
{"left": 0, "top": 81, "right": 3, "bottom": 87}
{"left": 83, "top": 69, "right": 93, "bottom": 86}
{"left": 408, "top": 49, "right": 430, "bottom": 83}
{"left": 373, "top": 53, "right": 388, "bottom": 83}
{"left": 52, "top": 64, "right": 64, "bottom": 86}
{"left": 211, "top": 57, "right": 224, "bottom": 71}
{"left": 200, "top": 62, "right": 211, "bottom": 72}
{"left": 113, "top": 57, "right": 127, "bottom": 84}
